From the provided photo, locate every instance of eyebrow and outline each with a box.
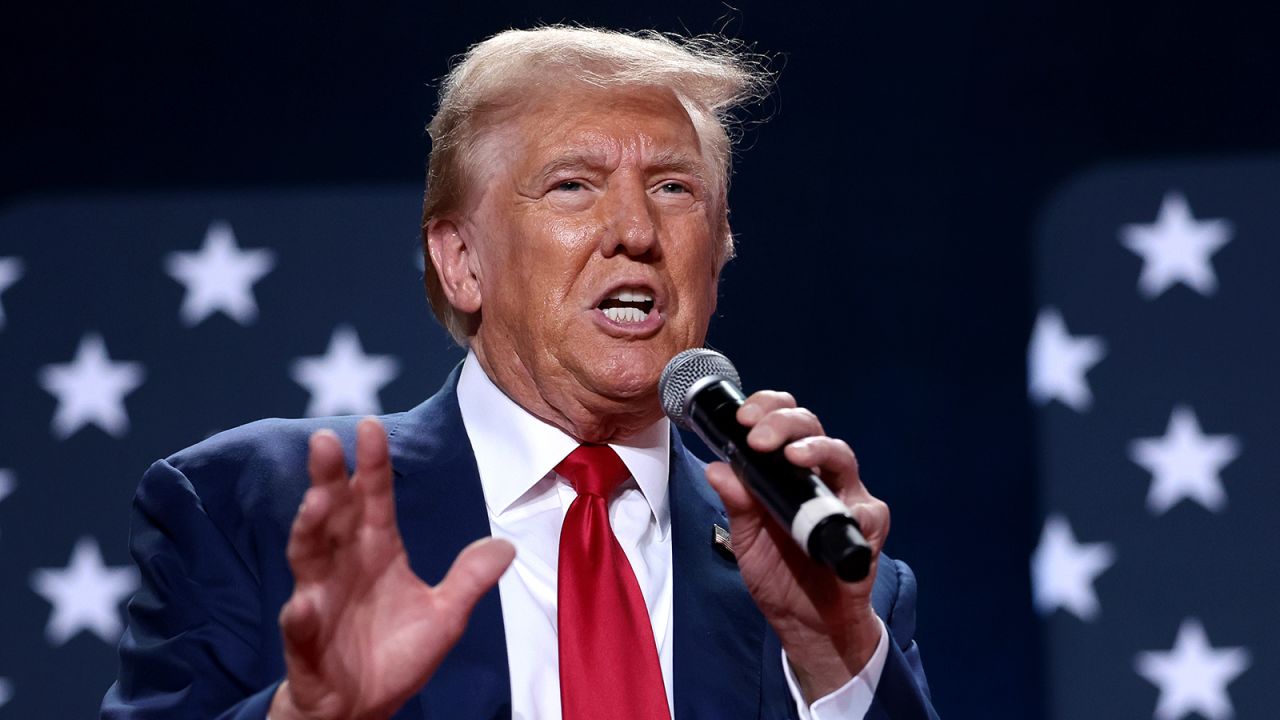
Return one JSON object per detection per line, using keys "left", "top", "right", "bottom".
{"left": 535, "top": 152, "right": 610, "bottom": 182}
{"left": 533, "top": 148, "right": 709, "bottom": 186}
{"left": 646, "top": 148, "right": 709, "bottom": 186}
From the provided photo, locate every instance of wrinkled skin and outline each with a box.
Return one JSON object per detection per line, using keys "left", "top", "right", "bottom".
{"left": 270, "top": 420, "right": 515, "bottom": 720}
{"left": 431, "top": 84, "right": 723, "bottom": 443}
{"left": 706, "top": 393, "right": 887, "bottom": 701}
{"left": 270, "top": 84, "right": 890, "bottom": 718}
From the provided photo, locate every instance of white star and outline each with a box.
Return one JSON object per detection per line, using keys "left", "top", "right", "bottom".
{"left": 0, "top": 469, "right": 14, "bottom": 540}
{"left": 1129, "top": 406, "right": 1240, "bottom": 514}
{"left": 1136, "top": 618, "right": 1250, "bottom": 720}
{"left": 0, "top": 256, "right": 23, "bottom": 330}
{"left": 1031, "top": 514, "right": 1115, "bottom": 621}
{"left": 1120, "top": 192, "right": 1232, "bottom": 298}
{"left": 291, "top": 326, "right": 400, "bottom": 417}
{"left": 38, "top": 333, "right": 146, "bottom": 439}
{"left": 1028, "top": 308, "right": 1106, "bottom": 412}
{"left": 0, "top": 677, "right": 11, "bottom": 709}
{"left": 30, "top": 536, "right": 139, "bottom": 646}
{"left": 164, "top": 220, "right": 276, "bottom": 326}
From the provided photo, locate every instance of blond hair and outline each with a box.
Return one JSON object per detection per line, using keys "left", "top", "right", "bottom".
{"left": 421, "top": 26, "right": 771, "bottom": 343}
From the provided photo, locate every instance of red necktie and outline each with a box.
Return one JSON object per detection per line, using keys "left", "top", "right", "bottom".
{"left": 556, "top": 444, "right": 671, "bottom": 720}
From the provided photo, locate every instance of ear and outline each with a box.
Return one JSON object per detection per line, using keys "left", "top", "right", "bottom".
{"left": 708, "top": 217, "right": 731, "bottom": 315}
{"left": 426, "top": 217, "right": 483, "bottom": 314}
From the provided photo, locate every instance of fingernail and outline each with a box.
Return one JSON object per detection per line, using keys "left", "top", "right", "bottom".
{"left": 740, "top": 405, "right": 762, "bottom": 423}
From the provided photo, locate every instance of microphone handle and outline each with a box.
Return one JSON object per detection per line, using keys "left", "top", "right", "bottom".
{"left": 688, "top": 379, "right": 872, "bottom": 582}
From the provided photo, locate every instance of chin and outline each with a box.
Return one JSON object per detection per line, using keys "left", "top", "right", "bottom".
{"left": 583, "top": 347, "right": 666, "bottom": 401}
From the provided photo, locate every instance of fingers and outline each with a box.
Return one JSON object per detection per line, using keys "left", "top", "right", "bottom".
{"left": 783, "top": 436, "right": 856, "bottom": 475}
{"left": 737, "top": 390, "right": 798, "bottom": 427}
{"left": 287, "top": 485, "right": 339, "bottom": 579}
{"left": 745, "top": 407, "right": 824, "bottom": 454}
{"left": 738, "top": 391, "right": 824, "bottom": 455}
{"left": 738, "top": 391, "right": 867, "bottom": 498}
{"left": 433, "top": 538, "right": 516, "bottom": 629}
{"left": 308, "top": 429, "right": 349, "bottom": 487}
{"left": 290, "top": 428, "right": 362, "bottom": 580}
{"left": 709, "top": 443, "right": 876, "bottom": 530}
{"left": 354, "top": 418, "right": 397, "bottom": 529}
{"left": 279, "top": 590, "right": 322, "bottom": 655}
{"left": 783, "top": 436, "right": 868, "bottom": 498}
{"left": 278, "top": 590, "right": 331, "bottom": 709}
{"left": 355, "top": 417, "right": 389, "bottom": 478}
{"left": 850, "top": 498, "right": 891, "bottom": 550}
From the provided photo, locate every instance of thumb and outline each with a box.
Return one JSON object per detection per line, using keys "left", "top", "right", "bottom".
{"left": 705, "top": 461, "right": 758, "bottom": 517}
{"left": 434, "top": 537, "right": 515, "bottom": 620}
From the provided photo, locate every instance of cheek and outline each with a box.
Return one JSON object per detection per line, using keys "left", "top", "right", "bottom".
{"left": 672, "top": 243, "right": 720, "bottom": 320}
{"left": 501, "top": 214, "right": 601, "bottom": 310}
{"left": 543, "top": 215, "right": 601, "bottom": 258}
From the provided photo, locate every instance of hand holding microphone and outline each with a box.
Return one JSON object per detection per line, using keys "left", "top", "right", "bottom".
{"left": 661, "top": 349, "right": 888, "bottom": 702}
{"left": 660, "top": 349, "right": 873, "bottom": 582}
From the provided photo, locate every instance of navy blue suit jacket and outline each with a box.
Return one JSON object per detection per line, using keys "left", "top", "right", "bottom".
{"left": 103, "top": 369, "right": 938, "bottom": 719}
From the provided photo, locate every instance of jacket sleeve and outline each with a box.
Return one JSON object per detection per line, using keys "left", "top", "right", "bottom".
{"left": 866, "top": 558, "right": 941, "bottom": 720}
{"left": 101, "top": 458, "right": 282, "bottom": 719}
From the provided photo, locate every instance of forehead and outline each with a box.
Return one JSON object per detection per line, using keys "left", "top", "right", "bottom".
{"left": 501, "top": 84, "right": 706, "bottom": 172}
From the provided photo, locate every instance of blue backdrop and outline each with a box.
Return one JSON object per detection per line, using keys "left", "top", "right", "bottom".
{"left": 2, "top": 2, "right": 1278, "bottom": 718}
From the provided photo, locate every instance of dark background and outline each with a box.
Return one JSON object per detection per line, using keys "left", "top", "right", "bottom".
{"left": 5, "top": 2, "right": 1280, "bottom": 717}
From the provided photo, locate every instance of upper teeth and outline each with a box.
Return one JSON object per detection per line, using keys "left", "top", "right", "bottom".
{"left": 610, "top": 289, "right": 653, "bottom": 302}
{"left": 603, "top": 307, "right": 647, "bottom": 323}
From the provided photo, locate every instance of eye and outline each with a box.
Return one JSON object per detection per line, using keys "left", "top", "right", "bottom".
{"left": 555, "top": 180, "right": 584, "bottom": 192}
{"left": 657, "top": 182, "right": 688, "bottom": 194}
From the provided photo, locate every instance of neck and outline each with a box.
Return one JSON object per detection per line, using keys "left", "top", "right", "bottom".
{"left": 469, "top": 343, "right": 663, "bottom": 444}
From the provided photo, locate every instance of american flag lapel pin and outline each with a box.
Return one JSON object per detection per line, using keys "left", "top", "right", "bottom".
{"left": 712, "top": 523, "right": 735, "bottom": 562}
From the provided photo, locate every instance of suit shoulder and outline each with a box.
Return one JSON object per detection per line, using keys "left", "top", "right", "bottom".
{"left": 140, "top": 413, "right": 408, "bottom": 524}
{"left": 169, "top": 412, "right": 415, "bottom": 476}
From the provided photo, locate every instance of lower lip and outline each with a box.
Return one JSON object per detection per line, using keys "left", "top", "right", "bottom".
{"left": 590, "top": 308, "right": 665, "bottom": 338}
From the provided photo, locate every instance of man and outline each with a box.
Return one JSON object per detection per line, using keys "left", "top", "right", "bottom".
{"left": 103, "top": 27, "right": 938, "bottom": 719}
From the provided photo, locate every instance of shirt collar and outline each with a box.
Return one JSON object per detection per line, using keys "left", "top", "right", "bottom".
{"left": 456, "top": 351, "right": 671, "bottom": 535}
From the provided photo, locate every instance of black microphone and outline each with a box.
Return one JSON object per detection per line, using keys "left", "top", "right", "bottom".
{"left": 659, "top": 348, "right": 872, "bottom": 582}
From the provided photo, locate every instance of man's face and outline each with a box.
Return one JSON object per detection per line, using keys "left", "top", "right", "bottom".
{"left": 462, "top": 84, "right": 721, "bottom": 418}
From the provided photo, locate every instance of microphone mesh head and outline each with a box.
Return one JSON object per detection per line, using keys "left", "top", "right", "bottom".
{"left": 659, "top": 348, "right": 742, "bottom": 428}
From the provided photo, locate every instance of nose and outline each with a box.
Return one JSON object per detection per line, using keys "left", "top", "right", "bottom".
{"left": 599, "top": 179, "right": 661, "bottom": 260}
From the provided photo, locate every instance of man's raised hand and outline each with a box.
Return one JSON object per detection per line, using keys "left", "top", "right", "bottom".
{"left": 269, "top": 418, "right": 515, "bottom": 720}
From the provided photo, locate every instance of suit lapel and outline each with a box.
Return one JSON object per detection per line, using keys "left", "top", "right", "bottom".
{"left": 379, "top": 376, "right": 794, "bottom": 719}
{"left": 385, "top": 368, "right": 512, "bottom": 720}
{"left": 669, "top": 432, "right": 767, "bottom": 719}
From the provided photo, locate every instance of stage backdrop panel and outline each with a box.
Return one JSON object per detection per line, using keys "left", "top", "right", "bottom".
{"left": 0, "top": 186, "right": 466, "bottom": 717}
{"left": 1030, "top": 157, "right": 1279, "bottom": 719}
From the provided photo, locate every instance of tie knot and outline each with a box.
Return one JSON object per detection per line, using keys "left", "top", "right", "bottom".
{"left": 555, "top": 444, "right": 630, "bottom": 498}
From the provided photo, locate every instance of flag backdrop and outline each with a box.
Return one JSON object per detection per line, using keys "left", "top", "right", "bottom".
{"left": 1030, "top": 157, "right": 1279, "bottom": 718}
{"left": 0, "top": 186, "right": 466, "bottom": 718}
{"left": 4, "top": 3, "right": 1280, "bottom": 716}
{"left": 3, "top": 158, "right": 1276, "bottom": 717}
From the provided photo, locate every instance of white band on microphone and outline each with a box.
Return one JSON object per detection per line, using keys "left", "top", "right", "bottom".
{"left": 790, "top": 495, "right": 852, "bottom": 548}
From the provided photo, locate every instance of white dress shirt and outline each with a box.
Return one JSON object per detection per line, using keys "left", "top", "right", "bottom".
{"left": 456, "top": 353, "right": 887, "bottom": 719}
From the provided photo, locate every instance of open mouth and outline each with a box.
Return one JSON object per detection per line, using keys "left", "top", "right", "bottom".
{"left": 597, "top": 288, "right": 656, "bottom": 324}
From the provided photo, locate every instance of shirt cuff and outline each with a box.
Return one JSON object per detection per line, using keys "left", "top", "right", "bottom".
{"left": 782, "top": 616, "right": 889, "bottom": 720}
